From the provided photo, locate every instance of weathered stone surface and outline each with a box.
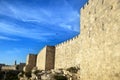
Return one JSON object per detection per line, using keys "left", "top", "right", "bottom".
{"left": 23, "top": 0, "right": 120, "bottom": 80}
{"left": 32, "top": 67, "right": 38, "bottom": 73}
{"left": 1, "top": 65, "right": 17, "bottom": 71}
{"left": 24, "top": 54, "right": 37, "bottom": 72}
{"left": 18, "top": 63, "right": 26, "bottom": 71}
{"left": 31, "top": 73, "right": 37, "bottom": 80}
{"left": 19, "top": 68, "right": 78, "bottom": 80}
{"left": 55, "top": 0, "right": 120, "bottom": 80}
{"left": 36, "top": 46, "right": 55, "bottom": 70}
{"left": 36, "top": 47, "right": 46, "bottom": 70}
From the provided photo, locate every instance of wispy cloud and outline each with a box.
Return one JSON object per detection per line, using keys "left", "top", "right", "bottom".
{"left": 0, "top": 0, "right": 88, "bottom": 65}
{"left": 0, "top": 22, "right": 56, "bottom": 40}
{"left": 0, "top": 0, "right": 85, "bottom": 43}
{"left": 0, "top": 0, "right": 80, "bottom": 32}
{"left": 0, "top": 35, "right": 18, "bottom": 41}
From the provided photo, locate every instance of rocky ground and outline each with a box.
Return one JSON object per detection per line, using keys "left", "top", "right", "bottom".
{"left": 18, "top": 66, "right": 80, "bottom": 80}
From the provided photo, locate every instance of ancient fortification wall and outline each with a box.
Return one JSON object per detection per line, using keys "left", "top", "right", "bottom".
{"left": 45, "top": 46, "right": 55, "bottom": 70}
{"left": 18, "top": 63, "right": 26, "bottom": 71}
{"left": 1, "top": 65, "right": 17, "bottom": 71}
{"left": 24, "top": 54, "right": 37, "bottom": 72}
{"left": 55, "top": 0, "right": 120, "bottom": 80}
{"left": 36, "top": 47, "right": 46, "bottom": 70}
{"left": 36, "top": 46, "right": 55, "bottom": 70}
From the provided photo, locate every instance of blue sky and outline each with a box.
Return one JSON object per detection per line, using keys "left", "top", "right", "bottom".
{"left": 0, "top": 0, "right": 87, "bottom": 65}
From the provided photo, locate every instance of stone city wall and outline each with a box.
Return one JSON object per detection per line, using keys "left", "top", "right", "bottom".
{"left": 18, "top": 63, "right": 26, "bottom": 71}
{"left": 55, "top": 0, "right": 120, "bottom": 80}
{"left": 36, "top": 46, "right": 55, "bottom": 70}
{"left": 24, "top": 54, "right": 37, "bottom": 72}
{"left": 36, "top": 47, "right": 46, "bottom": 70}
{"left": 1, "top": 65, "right": 17, "bottom": 71}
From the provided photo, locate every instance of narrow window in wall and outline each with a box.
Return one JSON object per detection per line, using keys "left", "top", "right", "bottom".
{"left": 95, "top": 17, "right": 97, "bottom": 21}
{"left": 102, "top": 0, "right": 104, "bottom": 5}
{"left": 102, "top": 23, "right": 105, "bottom": 31}
{"left": 110, "top": 5, "right": 113, "bottom": 10}
{"left": 88, "top": 27, "right": 91, "bottom": 38}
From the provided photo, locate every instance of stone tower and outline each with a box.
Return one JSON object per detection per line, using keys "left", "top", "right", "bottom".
{"left": 15, "top": 60, "right": 17, "bottom": 65}
{"left": 24, "top": 54, "right": 37, "bottom": 72}
{"left": 36, "top": 46, "right": 55, "bottom": 70}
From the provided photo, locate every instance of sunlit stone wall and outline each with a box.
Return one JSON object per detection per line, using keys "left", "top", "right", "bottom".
{"left": 36, "top": 46, "right": 55, "bottom": 70}
{"left": 55, "top": 0, "right": 120, "bottom": 80}
{"left": 1, "top": 65, "right": 17, "bottom": 71}
{"left": 24, "top": 54, "right": 37, "bottom": 72}
{"left": 36, "top": 47, "right": 46, "bottom": 70}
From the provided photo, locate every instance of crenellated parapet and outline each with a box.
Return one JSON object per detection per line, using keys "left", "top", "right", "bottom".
{"left": 56, "top": 35, "right": 79, "bottom": 48}
{"left": 24, "top": 0, "right": 120, "bottom": 80}
{"left": 55, "top": 0, "right": 120, "bottom": 80}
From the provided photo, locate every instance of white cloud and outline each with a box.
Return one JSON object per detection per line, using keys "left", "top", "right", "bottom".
{"left": 0, "top": 22, "right": 56, "bottom": 40}
{"left": 0, "top": 35, "right": 18, "bottom": 41}
{"left": 0, "top": 0, "right": 80, "bottom": 41}
{"left": 0, "top": 0, "right": 80, "bottom": 31}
